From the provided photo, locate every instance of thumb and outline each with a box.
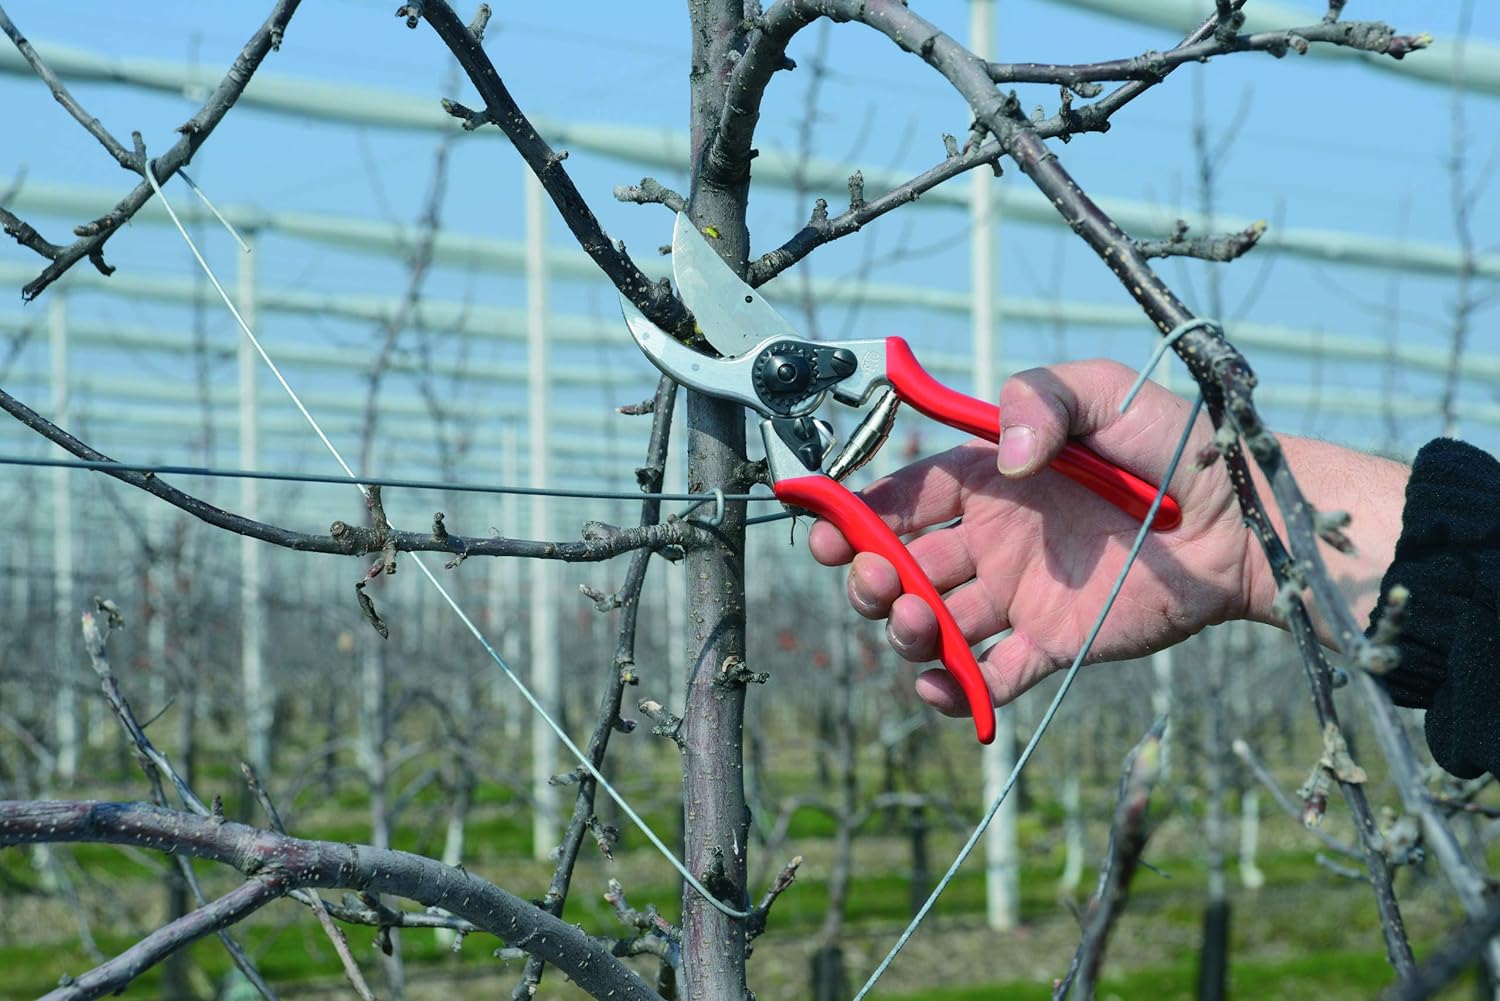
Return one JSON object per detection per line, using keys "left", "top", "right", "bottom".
{"left": 994, "top": 360, "right": 1137, "bottom": 478}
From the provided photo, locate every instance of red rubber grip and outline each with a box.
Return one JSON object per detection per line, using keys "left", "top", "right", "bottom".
{"left": 776, "top": 474, "right": 996, "bottom": 744}
{"left": 883, "top": 337, "right": 1181, "bottom": 532}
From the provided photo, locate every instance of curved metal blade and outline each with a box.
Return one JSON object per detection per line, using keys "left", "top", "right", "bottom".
{"left": 619, "top": 294, "right": 791, "bottom": 418}
{"left": 672, "top": 213, "right": 800, "bottom": 358}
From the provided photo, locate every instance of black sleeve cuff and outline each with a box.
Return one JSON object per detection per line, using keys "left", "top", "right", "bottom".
{"left": 1368, "top": 438, "right": 1500, "bottom": 778}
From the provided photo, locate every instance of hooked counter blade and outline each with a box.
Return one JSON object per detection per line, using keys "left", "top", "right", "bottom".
{"left": 672, "top": 213, "right": 800, "bottom": 359}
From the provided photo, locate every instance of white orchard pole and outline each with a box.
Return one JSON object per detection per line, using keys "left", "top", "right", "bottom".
{"left": 526, "top": 173, "right": 561, "bottom": 860}
{"left": 238, "top": 233, "right": 271, "bottom": 778}
{"left": 971, "top": 0, "right": 1020, "bottom": 934}
{"left": 146, "top": 496, "right": 169, "bottom": 712}
{"left": 50, "top": 292, "right": 78, "bottom": 784}
{"left": 494, "top": 423, "right": 523, "bottom": 740}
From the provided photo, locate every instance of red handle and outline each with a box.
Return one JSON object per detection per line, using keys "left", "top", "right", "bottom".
{"left": 883, "top": 337, "right": 1181, "bottom": 532}
{"left": 776, "top": 474, "right": 996, "bottom": 744}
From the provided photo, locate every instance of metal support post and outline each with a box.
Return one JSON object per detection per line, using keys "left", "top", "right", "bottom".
{"left": 238, "top": 234, "right": 270, "bottom": 777}
{"left": 971, "top": 0, "right": 1020, "bottom": 934}
{"left": 526, "top": 174, "right": 561, "bottom": 860}
{"left": 50, "top": 293, "right": 78, "bottom": 783}
{"left": 494, "top": 422, "right": 523, "bottom": 740}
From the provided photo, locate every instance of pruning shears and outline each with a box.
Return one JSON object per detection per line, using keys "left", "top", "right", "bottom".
{"left": 621, "top": 215, "right": 1181, "bottom": 744}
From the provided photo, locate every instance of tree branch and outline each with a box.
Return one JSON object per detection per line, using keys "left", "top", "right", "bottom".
{"left": 1376, "top": 897, "right": 1500, "bottom": 1001}
{"left": 0, "top": 204, "right": 66, "bottom": 262}
{"left": 742, "top": 1, "right": 1419, "bottom": 291}
{"left": 0, "top": 4, "right": 138, "bottom": 170}
{"left": 11, "top": 0, "right": 304, "bottom": 301}
{"left": 984, "top": 18, "right": 1429, "bottom": 90}
{"left": 411, "top": 1, "right": 693, "bottom": 340}
{"left": 80, "top": 602, "right": 281, "bottom": 1000}
{"left": 1135, "top": 220, "right": 1266, "bottom": 262}
{"left": 1353, "top": 672, "right": 1500, "bottom": 976}
{"left": 0, "top": 801, "right": 665, "bottom": 1001}
{"left": 37, "top": 878, "right": 285, "bottom": 1001}
{"left": 0, "top": 385, "right": 702, "bottom": 563}
{"left": 744, "top": 0, "right": 1246, "bottom": 285}
{"left": 736, "top": 0, "right": 1421, "bottom": 975}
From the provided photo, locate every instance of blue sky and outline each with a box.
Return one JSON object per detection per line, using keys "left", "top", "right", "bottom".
{"left": 1, "top": 0, "right": 1497, "bottom": 498}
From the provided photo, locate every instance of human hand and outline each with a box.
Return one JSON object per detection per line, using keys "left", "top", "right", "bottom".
{"left": 808, "top": 360, "right": 1269, "bottom": 719}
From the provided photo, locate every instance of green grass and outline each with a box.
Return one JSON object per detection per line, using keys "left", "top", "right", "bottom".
{"left": 0, "top": 915, "right": 505, "bottom": 999}
{"left": 882, "top": 948, "right": 1473, "bottom": 1001}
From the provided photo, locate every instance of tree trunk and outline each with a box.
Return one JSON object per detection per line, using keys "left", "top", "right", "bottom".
{"left": 679, "top": 8, "right": 754, "bottom": 998}
{"left": 909, "top": 805, "right": 932, "bottom": 917}
{"left": 811, "top": 945, "right": 850, "bottom": 1001}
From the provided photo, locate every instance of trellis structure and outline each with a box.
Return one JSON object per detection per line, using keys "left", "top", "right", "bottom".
{"left": 2, "top": 0, "right": 1498, "bottom": 945}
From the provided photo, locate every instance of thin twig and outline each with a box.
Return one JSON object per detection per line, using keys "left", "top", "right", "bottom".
{"left": 746, "top": 855, "right": 802, "bottom": 941}
{"left": 742, "top": 1, "right": 1249, "bottom": 285}
{"left": 1055, "top": 720, "right": 1167, "bottom": 1001}
{"left": 1135, "top": 220, "right": 1267, "bottom": 262}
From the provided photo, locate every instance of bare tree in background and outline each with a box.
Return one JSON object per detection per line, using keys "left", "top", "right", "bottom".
{"left": 5, "top": 3, "right": 1500, "bottom": 1000}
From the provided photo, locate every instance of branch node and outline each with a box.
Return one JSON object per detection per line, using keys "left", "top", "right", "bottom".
{"left": 396, "top": 3, "right": 426, "bottom": 29}
{"left": 847, "top": 170, "right": 865, "bottom": 211}
{"left": 1377, "top": 809, "right": 1424, "bottom": 867}
{"left": 440, "top": 97, "right": 491, "bottom": 131}
{"left": 613, "top": 177, "right": 687, "bottom": 214}
{"left": 1313, "top": 508, "right": 1356, "bottom": 554}
{"left": 619, "top": 397, "right": 657, "bottom": 417}
{"left": 1296, "top": 760, "right": 1332, "bottom": 829}
{"left": 580, "top": 583, "right": 623, "bottom": 612}
{"left": 716, "top": 655, "right": 769, "bottom": 688}
{"left": 468, "top": 3, "right": 492, "bottom": 40}
{"left": 638, "top": 698, "right": 683, "bottom": 746}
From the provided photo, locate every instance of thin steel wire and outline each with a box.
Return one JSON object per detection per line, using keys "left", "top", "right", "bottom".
{"left": 143, "top": 163, "right": 754, "bottom": 920}
{"left": 0, "top": 453, "right": 777, "bottom": 504}
{"left": 1119, "top": 318, "right": 1220, "bottom": 414}
{"left": 851, "top": 392, "right": 1205, "bottom": 1001}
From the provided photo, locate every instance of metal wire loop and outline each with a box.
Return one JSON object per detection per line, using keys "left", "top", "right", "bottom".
{"left": 680, "top": 485, "right": 726, "bottom": 527}
{"left": 1119, "top": 317, "right": 1223, "bottom": 414}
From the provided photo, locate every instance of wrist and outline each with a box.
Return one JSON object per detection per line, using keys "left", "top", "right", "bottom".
{"left": 1228, "top": 434, "right": 1409, "bottom": 642}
